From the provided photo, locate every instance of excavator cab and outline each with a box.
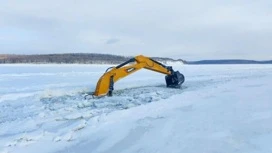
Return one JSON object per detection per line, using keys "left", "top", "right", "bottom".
{"left": 92, "top": 55, "right": 185, "bottom": 97}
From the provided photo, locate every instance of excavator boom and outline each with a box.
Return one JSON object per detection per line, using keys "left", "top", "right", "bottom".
{"left": 93, "top": 55, "right": 185, "bottom": 96}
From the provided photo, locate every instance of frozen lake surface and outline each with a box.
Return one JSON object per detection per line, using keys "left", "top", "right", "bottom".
{"left": 0, "top": 64, "right": 272, "bottom": 153}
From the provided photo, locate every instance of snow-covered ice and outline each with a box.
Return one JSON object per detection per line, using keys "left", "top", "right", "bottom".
{"left": 0, "top": 64, "right": 272, "bottom": 153}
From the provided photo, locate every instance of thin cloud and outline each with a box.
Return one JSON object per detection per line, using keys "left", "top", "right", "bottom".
{"left": 105, "top": 38, "right": 120, "bottom": 45}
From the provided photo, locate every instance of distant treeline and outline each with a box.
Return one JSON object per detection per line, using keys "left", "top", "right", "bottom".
{"left": 0, "top": 53, "right": 185, "bottom": 64}
{"left": 188, "top": 59, "right": 272, "bottom": 64}
{"left": 1, "top": 53, "right": 270, "bottom": 64}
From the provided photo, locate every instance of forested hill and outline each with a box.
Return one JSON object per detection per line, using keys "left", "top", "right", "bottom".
{"left": 1, "top": 53, "right": 270, "bottom": 64}
{"left": 0, "top": 53, "right": 185, "bottom": 64}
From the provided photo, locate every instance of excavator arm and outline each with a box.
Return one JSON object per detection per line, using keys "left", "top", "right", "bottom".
{"left": 93, "top": 55, "right": 185, "bottom": 96}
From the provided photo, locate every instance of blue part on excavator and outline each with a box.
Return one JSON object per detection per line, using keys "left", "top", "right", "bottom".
{"left": 165, "top": 71, "right": 185, "bottom": 88}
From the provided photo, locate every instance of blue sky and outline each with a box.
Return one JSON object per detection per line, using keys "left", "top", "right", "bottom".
{"left": 0, "top": 0, "right": 272, "bottom": 60}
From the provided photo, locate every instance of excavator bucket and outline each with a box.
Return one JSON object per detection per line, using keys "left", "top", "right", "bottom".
{"left": 165, "top": 71, "right": 185, "bottom": 88}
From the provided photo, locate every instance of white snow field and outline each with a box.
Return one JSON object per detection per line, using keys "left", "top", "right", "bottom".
{"left": 0, "top": 64, "right": 272, "bottom": 153}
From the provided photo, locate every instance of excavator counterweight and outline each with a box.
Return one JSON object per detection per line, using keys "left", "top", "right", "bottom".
{"left": 93, "top": 55, "right": 185, "bottom": 96}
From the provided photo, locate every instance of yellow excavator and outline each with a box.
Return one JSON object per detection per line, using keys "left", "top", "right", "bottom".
{"left": 92, "top": 55, "right": 185, "bottom": 97}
